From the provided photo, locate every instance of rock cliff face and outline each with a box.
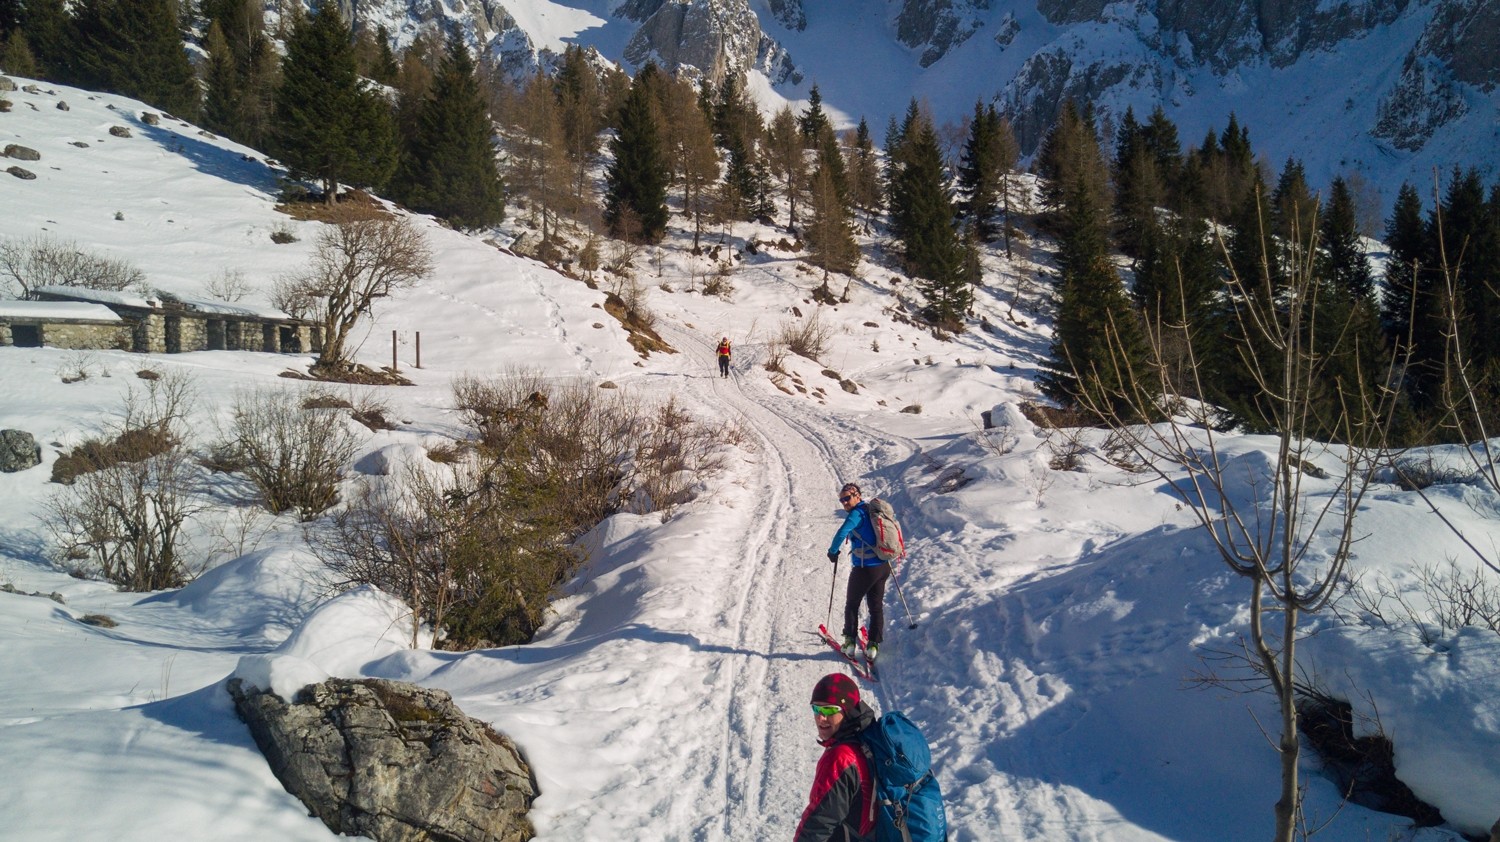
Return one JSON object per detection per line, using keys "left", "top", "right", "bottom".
{"left": 894, "top": 0, "right": 989, "bottom": 67}
{"left": 622, "top": 0, "right": 794, "bottom": 87}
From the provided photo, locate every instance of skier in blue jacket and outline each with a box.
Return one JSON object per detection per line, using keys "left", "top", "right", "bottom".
{"left": 827, "top": 483, "right": 890, "bottom": 662}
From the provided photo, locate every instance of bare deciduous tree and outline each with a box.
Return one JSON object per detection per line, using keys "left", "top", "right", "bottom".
{"left": 1074, "top": 208, "right": 1404, "bottom": 842}
{"left": 278, "top": 210, "right": 433, "bottom": 374}
{"left": 0, "top": 234, "right": 146, "bottom": 298}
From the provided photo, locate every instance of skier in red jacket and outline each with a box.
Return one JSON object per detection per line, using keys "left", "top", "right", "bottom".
{"left": 794, "top": 673, "right": 876, "bottom": 842}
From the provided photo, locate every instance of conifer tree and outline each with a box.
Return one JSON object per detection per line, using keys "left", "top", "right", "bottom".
{"left": 604, "top": 64, "right": 670, "bottom": 242}
{"left": 1112, "top": 107, "right": 1165, "bottom": 260}
{"left": 201, "top": 22, "right": 240, "bottom": 135}
{"left": 1381, "top": 182, "right": 1426, "bottom": 348}
{"left": 799, "top": 83, "right": 830, "bottom": 146}
{"left": 885, "top": 100, "right": 922, "bottom": 243}
{"left": 766, "top": 105, "right": 807, "bottom": 230}
{"left": 1438, "top": 168, "right": 1500, "bottom": 371}
{"left": 804, "top": 141, "right": 859, "bottom": 281}
{"left": 846, "top": 118, "right": 883, "bottom": 232}
{"left": 70, "top": 0, "right": 198, "bottom": 118}
{"left": 14, "top": 0, "right": 68, "bottom": 80}
{"left": 889, "top": 111, "right": 970, "bottom": 330}
{"left": 503, "top": 70, "right": 566, "bottom": 237}
{"left": 200, "top": 0, "right": 277, "bottom": 148}
{"left": 957, "top": 100, "right": 1005, "bottom": 242}
{"left": 676, "top": 89, "right": 720, "bottom": 251}
{"left": 396, "top": 32, "right": 507, "bottom": 228}
{"left": 555, "top": 45, "right": 605, "bottom": 208}
{"left": 1131, "top": 211, "right": 1222, "bottom": 397}
{"left": 0, "top": 27, "right": 35, "bottom": 76}
{"left": 1039, "top": 120, "right": 1153, "bottom": 419}
{"left": 272, "top": 3, "right": 397, "bottom": 201}
{"left": 1310, "top": 176, "right": 1386, "bottom": 441}
{"left": 1319, "top": 177, "right": 1374, "bottom": 302}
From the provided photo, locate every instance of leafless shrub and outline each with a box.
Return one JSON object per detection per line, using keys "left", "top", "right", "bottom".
{"left": 1340, "top": 559, "right": 1500, "bottom": 644}
{"left": 269, "top": 274, "right": 317, "bottom": 319}
{"left": 778, "top": 311, "right": 833, "bottom": 361}
{"left": 43, "top": 372, "right": 204, "bottom": 590}
{"left": 56, "top": 349, "right": 101, "bottom": 384}
{"left": 764, "top": 336, "right": 787, "bottom": 373}
{"left": 218, "top": 385, "right": 363, "bottom": 520}
{"left": 204, "top": 268, "right": 253, "bottom": 302}
{"left": 1389, "top": 453, "right": 1470, "bottom": 491}
{"left": 1042, "top": 426, "right": 1089, "bottom": 471}
{"left": 702, "top": 263, "right": 734, "bottom": 299}
{"left": 0, "top": 233, "right": 146, "bottom": 297}
{"left": 974, "top": 423, "right": 1019, "bottom": 457}
{"left": 318, "top": 371, "right": 740, "bottom": 648}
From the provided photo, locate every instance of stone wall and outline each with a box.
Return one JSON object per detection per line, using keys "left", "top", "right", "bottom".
{"left": 0, "top": 321, "right": 131, "bottom": 350}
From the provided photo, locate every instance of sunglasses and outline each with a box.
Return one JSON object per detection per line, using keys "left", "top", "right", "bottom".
{"left": 839, "top": 494, "right": 855, "bottom": 503}
{"left": 810, "top": 703, "right": 843, "bottom": 717}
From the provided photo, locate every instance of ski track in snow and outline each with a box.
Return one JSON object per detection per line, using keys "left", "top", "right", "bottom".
{"left": 651, "top": 323, "right": 917, "bottom": 839}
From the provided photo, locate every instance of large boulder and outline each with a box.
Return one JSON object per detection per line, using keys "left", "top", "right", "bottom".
{"left": 0, "top": 430, "right": 42, "bottom": 472}
{"left": 228, "top": 677, "right": 537, "bottom": 842}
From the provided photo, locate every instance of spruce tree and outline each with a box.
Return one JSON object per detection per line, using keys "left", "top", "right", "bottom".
{"left": 799, "top": 83, "right": 830, "bottom": 146}
{"left": 0, "top": 28, "right": 36, "bottom": 76}
{"left": 1040, "top": 125, "right": 1154, "bottom": 419}
{"left": 394, "top": 33, "right": 503, "bottom": 229}
{"left": 957, "top": 100, "right": 1004, "bottom": 242}
{"left": 890, "top": 112, "right": 970, "bottom": 330}
{"left": 70, "top": 0, "right": 198, "bottom": 118}
{"left": 1311, "top": 177, "right": 1386, "bottom": 441}
{"left": 1112, "top": 107, "right": 1166, "bottom": 261}
{"left": 271, "top": 3, "right": 397, "bottom": 201}
{"left": 1381, "top": 182, "right": 1425, "bottom": 347}
{"left": 16, "top": 0, "right": 69, "bottom": 81}
{"left": 555, "top": 45, "right": 604, "bottom": 207}
{"left": 604, "top": 64, "right": 670, "bottom": 242}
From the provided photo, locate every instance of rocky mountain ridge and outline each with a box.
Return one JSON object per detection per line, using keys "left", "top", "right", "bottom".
{"left": 342, "top": 0, "right": 1496, "bottom": 201}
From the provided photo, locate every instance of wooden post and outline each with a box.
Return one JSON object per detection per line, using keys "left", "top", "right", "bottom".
{"left": 391, "top": 329, "right": 398, "bottom": 372}
{"left": 415, "top": 332, "right": 421, "bottom": 369}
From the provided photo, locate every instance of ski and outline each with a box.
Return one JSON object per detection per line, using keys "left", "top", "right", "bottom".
{"left": 817, "top": 624, "right": 877, "bottom": 682}
{"left": 860, "top": 625, "right": 879, "bottom": 675}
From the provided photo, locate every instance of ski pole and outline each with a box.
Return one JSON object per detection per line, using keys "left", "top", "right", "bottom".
{"left": 825, "top": 553, "right": 840, "bottom": 630}
{"left": 890, "top": 561, "right": 918, "bottom": 629}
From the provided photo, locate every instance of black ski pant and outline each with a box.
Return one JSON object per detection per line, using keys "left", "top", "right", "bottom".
{"left": 718, "top": 355, "right": 730, "bottom": 377}
{"left": 843, "top": 562, "right": 890, "bottom": 645}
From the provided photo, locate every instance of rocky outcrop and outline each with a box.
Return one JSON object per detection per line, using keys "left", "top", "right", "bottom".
{"left": 0, "top": 430, "right": 42, "bottom": 472}
{"left": 894, "top": 0, "right": 987, "bottom": 67}
{"left": 766, "top": 0, "right": 805, "bottom": 31}
{"left": 228, "top": 677, "right": 537, "bottom": 842}
{"left": 622, "top": 0, "right": 795, "bottom": 86}
{"left": 1373, "top": 0, "right": 1497, "bottom": 150}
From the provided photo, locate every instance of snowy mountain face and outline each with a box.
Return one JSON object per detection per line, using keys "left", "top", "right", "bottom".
{"left": 332, "top": 0, "right": 1495, "bottom": 201}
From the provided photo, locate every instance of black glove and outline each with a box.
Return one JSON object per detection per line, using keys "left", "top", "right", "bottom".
{"left": 827, "top": 551, "right": 839, "bottom": 564}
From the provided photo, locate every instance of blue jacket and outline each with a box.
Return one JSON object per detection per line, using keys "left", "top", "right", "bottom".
{"left": 829, "top": 503, "right": 882, "bottom": 566}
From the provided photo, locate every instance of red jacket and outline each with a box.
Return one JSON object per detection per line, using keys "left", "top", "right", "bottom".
{"left": 794, "top": 703, "right": 876, "bottom": 842}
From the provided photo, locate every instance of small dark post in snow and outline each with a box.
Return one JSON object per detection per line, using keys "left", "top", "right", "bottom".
{"left": 415, "top": 332, "right": 421, "bottom": 369}
{"left": 391, "top": 330, "right": 398, "bottom": 372}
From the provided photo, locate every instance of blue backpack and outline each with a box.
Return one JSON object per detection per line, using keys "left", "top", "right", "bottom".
{"left": 858, "top": 711, "right": 947, "bottom": 842}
